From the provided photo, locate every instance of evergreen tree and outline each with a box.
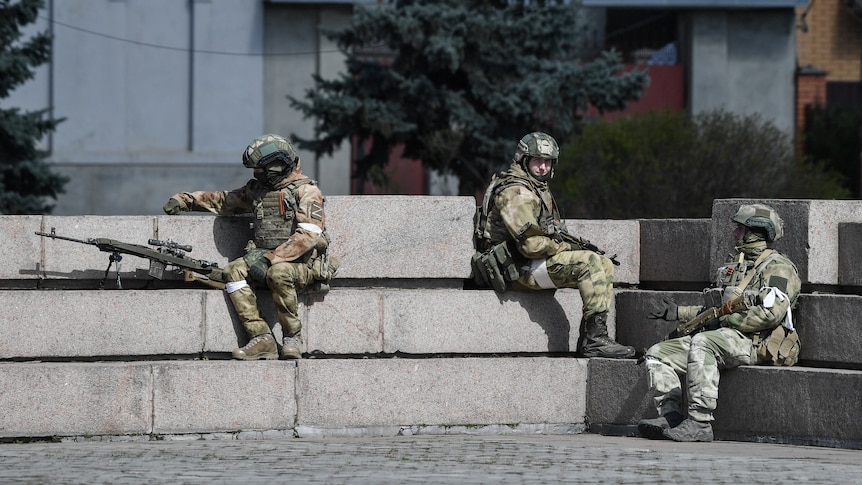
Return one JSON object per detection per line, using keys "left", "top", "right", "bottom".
{"left": 0, "top": 0, "right": 66, "bottom": 214}
{"left": 289, "top": 0, "right": 647, "bottom": 195}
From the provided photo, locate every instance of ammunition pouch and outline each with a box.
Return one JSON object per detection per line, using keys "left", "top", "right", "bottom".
{"left": 301, "top": 249, "right": 338, "bottom": 295}
{"left": 754, "top": 326, "right": 800, "bottom": 366}
{"left": 471, "top": 241, "right": 520, "bottom": 292}
{"left": 309, "top": 251, "right": 339, "bottom": 282}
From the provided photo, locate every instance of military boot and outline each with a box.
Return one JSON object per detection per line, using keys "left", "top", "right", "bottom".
{"left": 232, "top": 333, "right": 278, "bottom": 360}
{"left": 281, "top": 332, "right": 303, "bottom": 360}
{"left": 578, "top": 312, "right": 636, "bottom": 359}
{"left": 637, "top": 411, "right": 684, "bottom": 440}
{"left": 663, "top": 418, "right": 714, "bottom": 442}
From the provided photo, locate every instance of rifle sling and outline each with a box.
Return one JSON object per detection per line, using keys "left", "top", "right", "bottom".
{"left": 728, "top": 249, "right": 775, "bottom": 300}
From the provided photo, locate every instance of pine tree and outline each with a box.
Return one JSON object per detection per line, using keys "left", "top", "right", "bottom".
{"left": 289, "top": 0, "right": 648, "bottom": 195}
{"left": 0, "top": 0, "right": 66, "bottom": 214}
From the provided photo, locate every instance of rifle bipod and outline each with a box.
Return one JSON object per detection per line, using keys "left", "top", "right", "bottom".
{"left": 100, "top": 252, "right": 124, "bottom": 289}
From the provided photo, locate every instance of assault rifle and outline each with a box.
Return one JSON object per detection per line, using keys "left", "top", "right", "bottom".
{"left": 35, "top": 227, "right": 225, "bottom": 289}
{"left": 666, "top": 294, "right": 749, "bottom": 340}
{"left": 558, "top": 230, "right": 620, "bottom": 266}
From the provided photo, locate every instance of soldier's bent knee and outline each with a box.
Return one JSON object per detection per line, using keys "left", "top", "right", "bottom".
{"left": 222, "top": 258, "right": 249, "bottom": 282}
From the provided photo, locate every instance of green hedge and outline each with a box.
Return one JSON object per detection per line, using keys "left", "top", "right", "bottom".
{"left": 554, "top": 109, "right": 849, "bottom": 219}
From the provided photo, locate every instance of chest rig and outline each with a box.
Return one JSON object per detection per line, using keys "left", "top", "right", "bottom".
{"left": 474, "top": 172, "right": 561, "bottom": 253}
{"left": 706, "top": 250, "right": 777, "bottom": 307}
{"left": 253, "top": 179, "right": 314, "bottom": 249}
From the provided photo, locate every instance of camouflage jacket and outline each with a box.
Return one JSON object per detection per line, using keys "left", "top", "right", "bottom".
{"left": 169, "top": 164, "right": 326, "bottom": 265}
{"left": 678, "top": 250, "right": 801, "bottom": 335}
{"left": 478, "top": 163, "right": 569, "bottom": 260}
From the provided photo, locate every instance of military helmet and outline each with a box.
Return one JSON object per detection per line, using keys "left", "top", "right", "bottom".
{"left": 731, "top": 203, "right": 784, "bottom": 242}
{"left": 242, "top": 134, "right": 298, "bottom": 170}
{"left": 513, "top": 132, "right": 559, "bottom": 165}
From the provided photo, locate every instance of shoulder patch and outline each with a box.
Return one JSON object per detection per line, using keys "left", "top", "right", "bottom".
{"left": 768, "top": 275, "right": 788, "bottom": 293}
{"left": 308, "top": 201, "right": 324, "bottom": 221}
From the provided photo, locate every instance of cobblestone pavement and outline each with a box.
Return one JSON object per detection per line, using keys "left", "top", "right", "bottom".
{"left": 1, "top": 434, "right": 859, "bottom": 484}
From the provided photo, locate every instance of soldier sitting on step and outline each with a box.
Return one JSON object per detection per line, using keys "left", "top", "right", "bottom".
{"left": 163, "top": 134, "right": 336, "bottom": 361}
{"left": 472, "top": 131, "right": 635, "bottom": 359}
{"left": 640, "top": 203, "right": 801, "bottom": 442}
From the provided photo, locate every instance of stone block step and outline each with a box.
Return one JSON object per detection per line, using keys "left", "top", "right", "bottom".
{"left": 586, "top": 359, "right": 862, "bottom": 448}
{"left": 2, "top": 357, "right": 856, "bottom": 448}
{"left": 8, "top": 286, "right": 860, "bottom": 364}
{"left": 0, "top": 358, "right": 585, "bottom": 439}
{"left": 614, "top": 289, "right": 862, "bottom": 367}
{"left": 12, "top": 202, "right": 641, "bottom": 285}
{"left": 0, "top": 288, "right": 600, "bottom": 359}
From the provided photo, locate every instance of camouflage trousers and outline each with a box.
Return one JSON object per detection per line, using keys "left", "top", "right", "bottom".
{"left": 222, "top": 256, "right": 312, "bottom": 339}
{"left": 644, "top": 327, "right": 755, "bottom": 422}
{"left": 512, "top": 249, "right": 614, "bottom": 320}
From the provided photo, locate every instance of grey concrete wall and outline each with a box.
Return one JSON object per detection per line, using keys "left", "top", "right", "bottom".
{"left": 685, "top": 9, "right": 798, "bottom": 136}
{"left": 264, "top": 3, "right": 353, "bottom": 196}
{"left": 21, "top": 197, "right": 644, "bottom": 284}
{"left": 639, "top": 219, "right": 711, "bottom": 283}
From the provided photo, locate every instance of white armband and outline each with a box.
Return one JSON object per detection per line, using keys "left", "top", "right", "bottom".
{"left": 762, "top": 286, "right": 793, "bottom": 330}
{"left": 297, "top": 222, "right": 323, "bottom": 235}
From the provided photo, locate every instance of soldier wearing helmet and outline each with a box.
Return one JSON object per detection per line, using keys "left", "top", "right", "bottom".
{"left": 640, "top": 203, "right": 801, "bottom": 442}
{"left": 472, "top": 132, "right": 635, "bottom": 359}
{"left": 163, "top": 134, "right": 337, "bottom": 360}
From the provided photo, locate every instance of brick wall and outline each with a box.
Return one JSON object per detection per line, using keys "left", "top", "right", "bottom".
{"left": 797, "top": 1, "right": 862, "bottom": 82}
{"left": 796, "top": 67, "right": 827, "bottom": 137}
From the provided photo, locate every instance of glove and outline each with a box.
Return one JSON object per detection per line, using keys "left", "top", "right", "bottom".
{"left": 648, "top": 298, "right": 678, "bottom": 321}
{"left": 247, "top": 255, "right": 272, "bottom": 282}
{"left": 163, "top": 198, "right": 182, "bottom": 215}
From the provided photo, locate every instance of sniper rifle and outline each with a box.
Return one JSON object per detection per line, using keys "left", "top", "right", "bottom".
{"left": 34, "top": 227, "right": 225, "bottom": 289}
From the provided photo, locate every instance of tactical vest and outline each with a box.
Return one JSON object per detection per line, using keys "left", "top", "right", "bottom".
{"left": 253, "top": 179, "right": 314, "bottom": 249}
{"left": 474, "top": 170, "right": 561, "bottom": 253}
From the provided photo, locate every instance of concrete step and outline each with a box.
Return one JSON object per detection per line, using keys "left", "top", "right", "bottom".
{"left": 1, "top": 288, "right": 593, "bottom": 358}
{"left": 8, "top": 204, "right": 641, "bottom": 285}
{"left": 586, "top": 358, "right": 862, "bottom": 448}
{"left": 614, "top": 289, "right": 862, "bottom": 367}
{"left": 2, "top": 356, "right": 858, "bottom": 448}
{"left": 7, "top": 286, "right": 859, "bottom": 366}
{"left": 0, "top": 358, "right": 586, "bottom": 439}
{"left": 4, "top": 198, "right": 861, "bottom": 448}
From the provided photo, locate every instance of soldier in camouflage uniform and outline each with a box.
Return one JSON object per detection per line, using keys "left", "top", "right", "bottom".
{"left": 639, "top": 203, "right": 801, "bottom": 442}
{"left": 473, "top": 132, "right": 635, "bottom": 359}
{"left": 163, "top": 134, "right": 334, "bottom": 360}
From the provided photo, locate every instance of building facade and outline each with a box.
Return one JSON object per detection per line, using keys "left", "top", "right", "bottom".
{"left": 10, "top": 0, "right": 808, "bottom": 214}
